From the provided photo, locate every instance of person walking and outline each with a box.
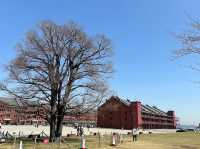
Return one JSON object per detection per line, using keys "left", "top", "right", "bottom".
{"left": 80, "top": 126, "right": 84, "bottom": 136}
{"left": 132, "top": 128, "right": 139, "bottom": 142}
{"left": 77, "top": 126, "right": 80, "bottom": 136}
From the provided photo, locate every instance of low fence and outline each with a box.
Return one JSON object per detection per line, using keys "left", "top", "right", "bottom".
{"left": 0, "top": 126, "right": 180, "bottom": 149}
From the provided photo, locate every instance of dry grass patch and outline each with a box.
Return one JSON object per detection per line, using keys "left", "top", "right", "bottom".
{"left": 0, "top": 132, "right": 200, "bottom": 149}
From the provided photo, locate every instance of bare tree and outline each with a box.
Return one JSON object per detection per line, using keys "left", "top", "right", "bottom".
{"left": 0, "top": 21, "right": 113, "bottom": 141}
{"left": 174, "top": 17, "right": 200, "bottom": 62}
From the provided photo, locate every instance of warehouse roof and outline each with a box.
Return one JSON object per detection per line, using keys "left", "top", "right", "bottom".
{"left": 107, "top": 96, "right": 169, "bottom": 116}
{"left": 141, "top": 104, "right": 168, "bottom": 116}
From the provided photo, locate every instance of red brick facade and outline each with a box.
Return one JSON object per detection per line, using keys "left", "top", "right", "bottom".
{"left": 0, "top": 99, "right": 46, "bottom": 125}
{"left": 97, "top": 96, "right": 176, "bottom": 129}
{"left": 0, "top": 97, "right": 96, "bottom": 125}
{"left": 0, "top": 101, "right": 17, "bottom": 124}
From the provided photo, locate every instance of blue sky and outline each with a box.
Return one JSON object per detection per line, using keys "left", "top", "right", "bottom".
{"left": 0, "top": 0, "right": 200, "bottom": 125}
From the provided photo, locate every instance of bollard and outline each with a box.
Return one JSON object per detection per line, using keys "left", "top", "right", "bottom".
{"left": 79, "top": 136, "right": 87, "bottom": 149}
{"left": 98, "top": 132, "right": 101, "bottom": 147}
{"left": 33, "top": 136, "right": 37, "bottom": 149}
{"left": 119, "top": 133, "right": 123, "bottom": 144}
{"left": 19, "top": 141, "right": 23, "bottom": 149}
{"left": 13, "top": 136, "right": 16, "bottom": 149}
{"left": 111, "top": 134, "right": 116, "bottom": 146}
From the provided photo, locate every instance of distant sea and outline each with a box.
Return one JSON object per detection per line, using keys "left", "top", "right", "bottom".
{"left": 178, "top": 125, "right": 197, "bottom": 129}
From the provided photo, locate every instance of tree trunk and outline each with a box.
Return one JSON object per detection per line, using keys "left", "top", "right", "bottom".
{"left": 50, "top": 89, "right": 57, "bottom": 142}
{"left": 50, "top": 114, "right": 56, "bottom": 142}
{"left": 55, "top": 106, "right": 64, "bottom": 141}
{"left": 55, "top": 116, "right": 64, "bottom": 140}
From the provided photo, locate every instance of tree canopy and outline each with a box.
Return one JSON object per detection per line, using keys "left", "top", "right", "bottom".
{"left": 0, "top": 21, "right": 113, "bottom": 140}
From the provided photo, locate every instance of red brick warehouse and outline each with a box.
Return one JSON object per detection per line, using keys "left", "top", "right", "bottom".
{"left": 0, "top": 97, "right": 97, "bottom": 125}
{"left": 97, "top": 96, "right": 177, "bottom": 129}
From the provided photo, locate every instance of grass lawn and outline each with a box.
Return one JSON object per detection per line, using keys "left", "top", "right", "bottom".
{"left": 0, "top": 132, "right": 200, "bottom": 149}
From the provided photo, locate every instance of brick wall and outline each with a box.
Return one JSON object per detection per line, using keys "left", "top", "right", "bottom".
{"left": 130, "top": 101, "right": 142, "bottom": 128}
{"left": 97, "top": 96, "right": 177, "bottom": 129}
